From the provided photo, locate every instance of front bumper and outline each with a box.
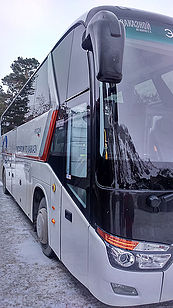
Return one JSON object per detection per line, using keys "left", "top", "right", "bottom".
{"left": 88, "top": 226, "right": 172, "bottom": 306}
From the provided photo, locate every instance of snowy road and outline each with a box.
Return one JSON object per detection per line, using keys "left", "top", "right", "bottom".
{"left": 0, "top": 184, "right": 107, "bottom": 308}
{"left": 0, "top": 183, "right": 173, "bottom": 308}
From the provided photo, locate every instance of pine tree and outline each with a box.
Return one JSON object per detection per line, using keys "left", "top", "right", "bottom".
{"left": 2, "top": 57, "right": 40, "bottom": 99}
{"left": 0, "top": 85, "right": 8, "bottom": 117}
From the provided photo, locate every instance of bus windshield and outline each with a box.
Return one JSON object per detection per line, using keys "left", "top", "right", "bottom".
{"left": 97, "top": 35, "right": 173, "bottom": 190}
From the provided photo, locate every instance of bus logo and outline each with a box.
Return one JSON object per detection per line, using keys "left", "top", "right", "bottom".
{"left": 165, "top": 29, "right": 173, "bottom": 38}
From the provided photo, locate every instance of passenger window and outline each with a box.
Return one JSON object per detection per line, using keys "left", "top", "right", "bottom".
{"left": 1, "top": 59, "right": 51, "bottom": 134}
{"left": 67, "top": 25, "right": 89, "bottom": 98}
{"left": 48, "top": 109, "right": 67, "bottom": 183}
{"left": 27, "top": 60, "right": 51, "bottom": 119}
{"left": 52, "top": 31, "right": 73, "bottom": 103}
{"left": 50, "top": 119, "right": 66, "bottom": 155}
{"left": 34, "top": 62, "right": 51, "bottom": 115}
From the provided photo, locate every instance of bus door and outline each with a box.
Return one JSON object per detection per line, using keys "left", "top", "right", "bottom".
{"left": 61, "top": 90, "right": 90, "bottom": 287}
{"left": 60, "top": 24, "right": 91, "bottom": 287}
{"left": 14, "top": 159, "right": 27, "bottom": 212}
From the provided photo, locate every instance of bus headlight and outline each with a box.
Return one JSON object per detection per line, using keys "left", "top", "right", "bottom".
{"left": 111, "top": 247, "right": 135, "bottom": 267}
{"left": 97, "top": 227, "right": 172, "bottom": 271}
{"left": 136, "top": 253, "right": 171, "bottom": 269}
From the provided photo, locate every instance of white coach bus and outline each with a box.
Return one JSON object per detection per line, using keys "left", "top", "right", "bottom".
{"left": 1, "top": 5, "right": 173, "bottom": 306}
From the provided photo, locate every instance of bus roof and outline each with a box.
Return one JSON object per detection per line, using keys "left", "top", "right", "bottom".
{"left": 85, "top": 6, "right": 173, "bottom": 26}
{"left": 61, "top": 6, "right": 173, "bottom": 40}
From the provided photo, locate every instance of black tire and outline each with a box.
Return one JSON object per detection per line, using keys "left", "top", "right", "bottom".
{"left": 36, "top": 197, "right": 54, "bottom": 258}
{"left": 2, "top": 169, "right": 9, "bottom": 195}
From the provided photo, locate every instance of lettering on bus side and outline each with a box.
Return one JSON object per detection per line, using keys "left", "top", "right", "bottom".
{"left": 16, "top": 145, "right": 37, "bottom": 154}
{"left": 119, "top": 19, "right": 152, "bottom": 33}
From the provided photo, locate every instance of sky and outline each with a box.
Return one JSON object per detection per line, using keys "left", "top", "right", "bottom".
{"left": 0, "top": 0, "right": 173, "bottom": 84}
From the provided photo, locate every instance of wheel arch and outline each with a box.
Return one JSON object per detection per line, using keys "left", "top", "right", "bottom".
{"left": 32, "top": 184, "right": 49, "bottom": 225}
{"left": 32, "top": 183, "right": 54, "bottom": 257}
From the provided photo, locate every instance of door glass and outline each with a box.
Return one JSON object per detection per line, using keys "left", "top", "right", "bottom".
{"left": 66, "top": 102, "right": 88, "bottom": 178}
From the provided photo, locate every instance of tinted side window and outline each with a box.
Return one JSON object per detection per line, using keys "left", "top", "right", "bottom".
{"left": 67, "top": 25, "right": 89, "bottom": 99}
{"left": 31, "top": 61, "right": 51, "bottom": 117}
{"left": 1, "top": 59, "right": 51, "bottom": 134}
{"left": 50, "top": 110, "right": 66, "bottom": 156}
{"left": 48, "top": 108, "right": 67, "bottom": 183}
{"left": 25, "top": 60, "right": 51, "bottom": 120}
{"left": 52, "top": 31, "right": 73, "bottom": 103}
{"left": 1, "top": 78, "right": 36, "bottom": 134}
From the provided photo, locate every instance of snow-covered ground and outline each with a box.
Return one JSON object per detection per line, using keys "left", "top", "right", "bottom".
{"left": 0, "top": 183, "right": 173, "bottom": 308}
{"left": 0, "top": 183, "right": 108, "bottom": 308}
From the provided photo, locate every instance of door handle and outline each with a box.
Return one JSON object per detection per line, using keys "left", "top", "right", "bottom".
{"left": 65, "top": 209, "right": 72, "bottom": 222}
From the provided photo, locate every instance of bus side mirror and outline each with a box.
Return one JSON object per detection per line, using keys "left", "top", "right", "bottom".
{"left": 82, "top": 10, "right": 125, "bottom": 84}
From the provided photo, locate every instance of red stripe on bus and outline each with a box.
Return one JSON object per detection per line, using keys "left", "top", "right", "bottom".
{"left": 40, "top": 110, "right": 58, "bottom": 161}
{"left": 3, "top": 110, "right": 58, "bottom": 162}
{"left": 15, "top": 154, "right": 41, "bottom": 160}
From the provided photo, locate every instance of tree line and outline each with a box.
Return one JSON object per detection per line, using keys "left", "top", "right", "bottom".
{"left": 0, "top": 57, "right": 40, "bottom": 117}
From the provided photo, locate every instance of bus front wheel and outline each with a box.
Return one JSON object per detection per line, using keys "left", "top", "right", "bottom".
{"left": 36, "top": 197, "right": 54, "bottom": 258}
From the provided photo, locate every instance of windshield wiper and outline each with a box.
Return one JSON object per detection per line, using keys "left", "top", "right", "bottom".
{"left": 161, "top": 193, "right": 173, "bottom": 203}
{"left": 147, "top": 193, "right": 173, "bottom": 209}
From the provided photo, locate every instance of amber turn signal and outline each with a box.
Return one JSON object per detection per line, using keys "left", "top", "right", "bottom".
{"left": 52, "top": 184, "right": 56, "bottom": 192}
{"left": 97, "top": 227, "right": 139, "bottom": 250}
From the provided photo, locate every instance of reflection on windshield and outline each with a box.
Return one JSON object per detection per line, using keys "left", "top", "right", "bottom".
{"left": 97, "top": 43, "right": 173, "bottom": 191}
{"left": 97, "top": 84, "right": 173, "bottom": 190}
{"left": 113, "top": 122, "right": 173, "bottom": 190}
